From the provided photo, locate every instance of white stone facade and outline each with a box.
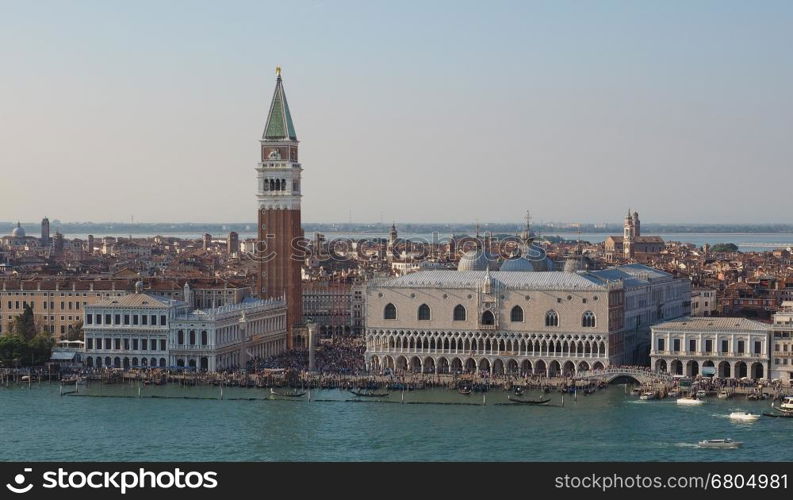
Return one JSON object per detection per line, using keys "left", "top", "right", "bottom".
{"left": 650, "top": 317, "right": 770, "bottom": 379}
{"left": 364, "top": 264, "right": 690, "bottom": 375}
{"left": 83, "top": 292, "right": 288, "bottom": 372}
{"left": 771, "top": 302, "right": 793, "bottom": 384}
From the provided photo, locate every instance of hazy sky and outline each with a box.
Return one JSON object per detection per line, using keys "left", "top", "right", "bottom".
{"left": 1, "top": 0, "right": 792, "bottom": 225}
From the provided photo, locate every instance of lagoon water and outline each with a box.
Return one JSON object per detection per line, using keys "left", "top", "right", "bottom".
{"left": 1, "top": 384, "right": 792, "bottom": 462}
{"left": 62, "top": 232, "right": 793, "bottom": 253}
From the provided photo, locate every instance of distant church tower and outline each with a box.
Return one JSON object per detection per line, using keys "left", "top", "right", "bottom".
{"left": 256, "top": 67, "right": 303, "bottom": 349}
{"left": 623, "top": 209, "right": 635, "bottom": 258}
{"left": 41, "top": 217, "right": 50, "bottom": 247}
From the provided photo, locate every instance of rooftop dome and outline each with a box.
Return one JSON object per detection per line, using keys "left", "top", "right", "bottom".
{"left": 500, "top": 255, "right": 535, "bottom": 272}
{"left": 457, "top": 250, "right": 499, "bottom": 271}
{"left": 11, "top": 222, "right": 25, "bottom": 239}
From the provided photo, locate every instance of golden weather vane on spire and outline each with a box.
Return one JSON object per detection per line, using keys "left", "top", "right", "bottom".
{"left": 276, "top": 66, "right": 282, "bottom": 77}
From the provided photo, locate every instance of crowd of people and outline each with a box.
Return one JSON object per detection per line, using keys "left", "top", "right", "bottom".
{"left": 249, "top": 336, "right": 366, "bottom": 375}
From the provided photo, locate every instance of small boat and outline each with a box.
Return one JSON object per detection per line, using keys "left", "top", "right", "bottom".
{"left": 677, "top": 397, "right": 704, "bottom": 406}
{"left": 668, "top": 389, "right": 681, "bottom": 398}
{"left": 763, "top": 411, "right": 793, "bottom": 418}
{"left": 729, "top": 411, "right": 760, "bottom": 422}
{"left": 269, "top": 388, "right": 306, "bottom": 398}
{"left": 697, "top": 438, "right": 742, "bottom": 449}
{"left": 639, "top": 391, "right": 656, "bottom": 400}
{"left": 778, "top": 396, "right": 793, "bottom": 413}
{"left": 747, "top": 393, "right": 760, "bottom": 401}
{"left": 696, "top": 390, "right": 707, "bottom": 399}
{"left": 506, "top": 395, "right": 551, "bottom": 405}
{"left": 349, "top": 389, "right": 389, "bottom": 398}
{"left": 718, "top": 390, "right": 731, "bottom": 400}
{"left": 513, "top": 386, "right": 524, "bottom": 396}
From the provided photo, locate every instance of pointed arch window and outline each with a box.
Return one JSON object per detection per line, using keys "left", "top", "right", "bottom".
{"left": 510, "top": 305, "right": 524, "bottom": 322}
{"left": 481, "top": 310, "right": 495, "bottom": 326}
{"left": 453, "top": 304, "right": 466, "bottom": 321}
{"left": 545, "top": 310, "right": 559, "bottom": 327}
{"left": 418, "top": 304, "right": 431, "bottom": 321}
{"left": 384, "top": 303, "right": 397, "bottom": 320}
{"left": 582, "top": 311, "right": 596, "bottom": 328}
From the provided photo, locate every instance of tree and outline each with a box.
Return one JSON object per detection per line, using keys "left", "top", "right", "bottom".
{"left": 66, "top": 320, "right": 84, "bottom": 342}
{"left": 26, "top": 332, "right": 55, "bottom": 366}
{"left": 0, "top": 335, "right": 26, "bottom": 367}
{"left": 11, "top": 304, "right": 37, "bottom": 341}
{"left": 710, "top": 243, "right": 739, "bottom": 253}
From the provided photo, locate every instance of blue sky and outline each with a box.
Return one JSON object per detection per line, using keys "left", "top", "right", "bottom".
{"left": 1, "top": 0, "right": 791, "bottom": 224}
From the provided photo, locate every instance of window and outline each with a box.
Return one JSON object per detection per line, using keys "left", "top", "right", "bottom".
{"left": 754, "top": 341, "right": 761, "bottom": 354}
{"left": 673, "top": 339, "right": 680, "bottom": 352}
{"left": 689, "top": 339, "right": 696, "bottom": 352}
{"left": 581, "top": 311, "right": 596, "bottom": 328}
{"left": 87, "top": 338, "right": 93, "bottom": 350}
{"left": 86, "top": 315, "right": 93, "bottom": 325}
{"left": 189, "top": 331, "right": 196, "bottom": 345}
{"left": 178, "top": 330, "right": 184, "bottom": 344}
{"left": 114, "top": 314, "right": 121, "bottom": 324}
{"left": 417, "top": 304, "right": 431, "bottom": 321}
{"left": 510, "top": 305, "right": 524, "bottom": 322}
{"left": 133, "top": 339, "right": 138, "bottom": 350}
{"left": 737, "top": 340, "right": 745, "bottom": 354}
{"left": 384, "top": 303, "right": 397, "bottom": 320}
{"left": 201, "top": 331, "right": 208, "bottom": 345}
{"left": 721, "top": 340, "right": 728, "bottom": 353}
{"left": 545, "top": 310, "right": 559, "bottom": 327}
{"left": 481, "top": 310, "right": 495, "bottom": 325}
{"left": 453, "top": 304, "right": 466, "bottom": 321}
{"left": 705, "top": 339, "right": 713, "bottom": 353}
{"left": 657, "top": 338, "right": 665, "bottom": 352}
{"left": 160, "top": 315, "right": 166, "bottom": 326}
{"left": 142, "top": 339, "right": 148, "bottom": 351}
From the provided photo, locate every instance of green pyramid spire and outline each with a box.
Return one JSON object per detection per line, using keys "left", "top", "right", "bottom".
{"left": 263, "top": 68, "right": 297, "bottom": 141}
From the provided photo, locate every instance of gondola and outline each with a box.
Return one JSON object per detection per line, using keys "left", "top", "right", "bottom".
{"left": 506, "top": 395, "right": 551, "bottom": 405}
{"left": 458, "top": 387, "right": 472, "bottom": 396}
{"left": 349, "top": 389, "right": 389, "bottom": 398}
{"left": 269, "top": 388, "right": 306, "bottom": 398}
{"left": 513, "top": 386, "right": 524, "bottom": 396}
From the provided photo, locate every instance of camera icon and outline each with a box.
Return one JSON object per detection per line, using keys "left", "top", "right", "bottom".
{"left": 6, "top": 468, "right": 33, "bottom": 494}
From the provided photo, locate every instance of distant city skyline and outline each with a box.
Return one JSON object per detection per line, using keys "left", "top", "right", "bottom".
{"left": 2, "top": 1, "right": 792, "bottom": 223}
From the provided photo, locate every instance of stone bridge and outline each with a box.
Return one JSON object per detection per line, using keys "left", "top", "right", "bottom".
{"left": 574, "top": 367, "right": 675, "bottom": 385}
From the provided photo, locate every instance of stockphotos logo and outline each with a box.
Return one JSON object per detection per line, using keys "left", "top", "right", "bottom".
{"left": 6, "top": 467, "right": 218, "bottom": 495}
{"left": 6, "top": 468, "right": 34, "bottom": 494}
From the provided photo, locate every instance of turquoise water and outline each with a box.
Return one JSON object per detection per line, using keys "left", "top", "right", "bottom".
{"left": 1, "top": 384, "right": 791, "bottom": 462}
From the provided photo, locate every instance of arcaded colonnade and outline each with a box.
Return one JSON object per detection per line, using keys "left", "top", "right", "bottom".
{"left": 653, "top": 358, "right": 768, "bottom": 380}
{"left": 365, "top": 329, "right": 608, "bottom": 376}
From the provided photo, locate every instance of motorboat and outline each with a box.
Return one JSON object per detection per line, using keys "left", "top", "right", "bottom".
{"left": 639, "top": 391, "right": 656, "bottom": 400}
{"left": 697, "top": 438, "right": 742, "bottom": 449}
{"left": 728, "top": 411, "right": 760, "bottom": 422}
{"left": 779, "top": 396, "right": 793, "bottom": 412}
{"left": 668, "top": 389, "right": 681, "bottom": 398}
{"left": 717, "top": 390, "right": 731, "bottom": 400}
{"left": 677, "top": 396, "right": 704, "bottom": 406}
{"left": 696, "top": 390, "right": 708, "bottom": 399}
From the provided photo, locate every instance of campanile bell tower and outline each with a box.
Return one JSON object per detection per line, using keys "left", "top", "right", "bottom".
{"left": 256, "top": 67, "right": 303, "bottom": 348}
